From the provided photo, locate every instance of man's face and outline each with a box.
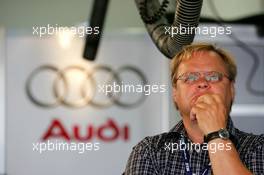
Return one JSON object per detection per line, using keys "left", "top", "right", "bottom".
{"left": 173, "top": 50, "right": 235, "bottom": 119}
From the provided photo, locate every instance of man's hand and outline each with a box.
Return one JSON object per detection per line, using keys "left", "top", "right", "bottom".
{"left": 190, "top": 93, "right": 227, "bottom": 135}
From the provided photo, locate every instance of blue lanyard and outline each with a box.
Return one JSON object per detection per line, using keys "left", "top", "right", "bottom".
{"left": 180, "top": 136, "right": 211, "bottom": 175}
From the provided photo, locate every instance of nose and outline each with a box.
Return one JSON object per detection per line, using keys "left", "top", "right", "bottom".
{"left": 196, "top": 79, "right": 210, "bottom": 90}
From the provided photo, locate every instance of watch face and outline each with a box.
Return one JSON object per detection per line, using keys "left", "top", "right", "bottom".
{"left": 219, "top": 129, "right": 230, "bottom": 139}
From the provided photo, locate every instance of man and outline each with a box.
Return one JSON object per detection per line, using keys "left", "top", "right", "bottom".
{"left": 124, "top": 43, "right": 264, "bottom": 175}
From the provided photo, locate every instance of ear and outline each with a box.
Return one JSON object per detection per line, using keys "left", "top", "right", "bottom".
{"left": 172, "top": 86, "right": 179, "bottom": 110}
{"left": 230, "top": 81, "right": 235, "bottom": 101}
{"left": 172, "top": 85, "right": 177, "bottom": 99}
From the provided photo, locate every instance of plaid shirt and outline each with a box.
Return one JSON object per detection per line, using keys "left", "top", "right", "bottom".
{"left": 124, "top": 118, "right": 264, "bottom": 175}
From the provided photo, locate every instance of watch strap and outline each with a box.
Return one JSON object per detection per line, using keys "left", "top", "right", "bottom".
{"left": 204, "top": 130, "right": 220, "bottom": 143}
{"left": 204, "top": 128, "right": 229, "bottom": 143}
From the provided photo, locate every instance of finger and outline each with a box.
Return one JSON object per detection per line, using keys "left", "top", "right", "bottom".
{"left": 190, "top": 105, "right": 204, "bottom": 121}
{"left": 211, "top": 94, "right": 224, "bottom": 104}
{"left": 196, "top": 94, "right": 215, "bottom": 105}
{"left": 194, "top": 101, "right": 208, "bottom": 109}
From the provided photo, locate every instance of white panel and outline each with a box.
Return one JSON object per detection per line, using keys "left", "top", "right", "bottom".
{"left": 0, "top": 28, "right": 6, "bottom": 175}
{"left": 6, "top": 31, "right": 170, "bottom": 175}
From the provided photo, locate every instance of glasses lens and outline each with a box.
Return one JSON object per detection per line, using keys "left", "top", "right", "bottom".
{"left": 205, "top": 72, "right": 222, "bottom": 82}
{"left": 185, "top": 72, "right": 199, "bottom": 83}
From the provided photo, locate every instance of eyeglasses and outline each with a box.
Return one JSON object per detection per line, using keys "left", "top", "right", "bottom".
{"left": 173, "top": 71, "right": 231, "bottom": 84}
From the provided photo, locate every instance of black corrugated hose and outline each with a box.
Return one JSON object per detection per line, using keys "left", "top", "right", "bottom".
{"left": 135, "top": 0, "right": 203, "bottom": 59}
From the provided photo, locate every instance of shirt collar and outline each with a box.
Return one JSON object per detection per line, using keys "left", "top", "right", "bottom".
{"left": 169, "top": 117, "right": 238, "bottom": 144}
{"left": 226, "top": 117, "right": 237, "bottom": 137}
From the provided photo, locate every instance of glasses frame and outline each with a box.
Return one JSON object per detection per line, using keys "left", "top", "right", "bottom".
{"left": 173, "top": 71, "right": 231, "bottom": 85}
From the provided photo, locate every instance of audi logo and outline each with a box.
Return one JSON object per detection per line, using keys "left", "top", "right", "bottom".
{"left": 25, "top": 65, "right": 148, "bottom": 108}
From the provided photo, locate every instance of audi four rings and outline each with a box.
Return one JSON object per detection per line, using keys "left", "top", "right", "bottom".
{"left": 25, "top": 65, "right": 148, "bottom": 108}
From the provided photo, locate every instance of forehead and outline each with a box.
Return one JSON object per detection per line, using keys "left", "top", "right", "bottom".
{"left": 177, "top": 50, "right": 227, "bottom": 74}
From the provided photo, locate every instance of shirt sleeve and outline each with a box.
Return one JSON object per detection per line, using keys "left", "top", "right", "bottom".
{"left": 124, "top": 137, "right": 159, "bottom": 175}
{"left": 244, "top": 137, "right": 264, "bottom": 175}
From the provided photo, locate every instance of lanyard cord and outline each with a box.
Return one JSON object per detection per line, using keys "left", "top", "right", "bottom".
{"left": 180, "top": 135, "right": 211, "bottom": 175}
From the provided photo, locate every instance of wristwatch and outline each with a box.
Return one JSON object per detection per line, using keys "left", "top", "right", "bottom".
{"left": 204, "top": 128, "right": 230, "bottom": 143}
